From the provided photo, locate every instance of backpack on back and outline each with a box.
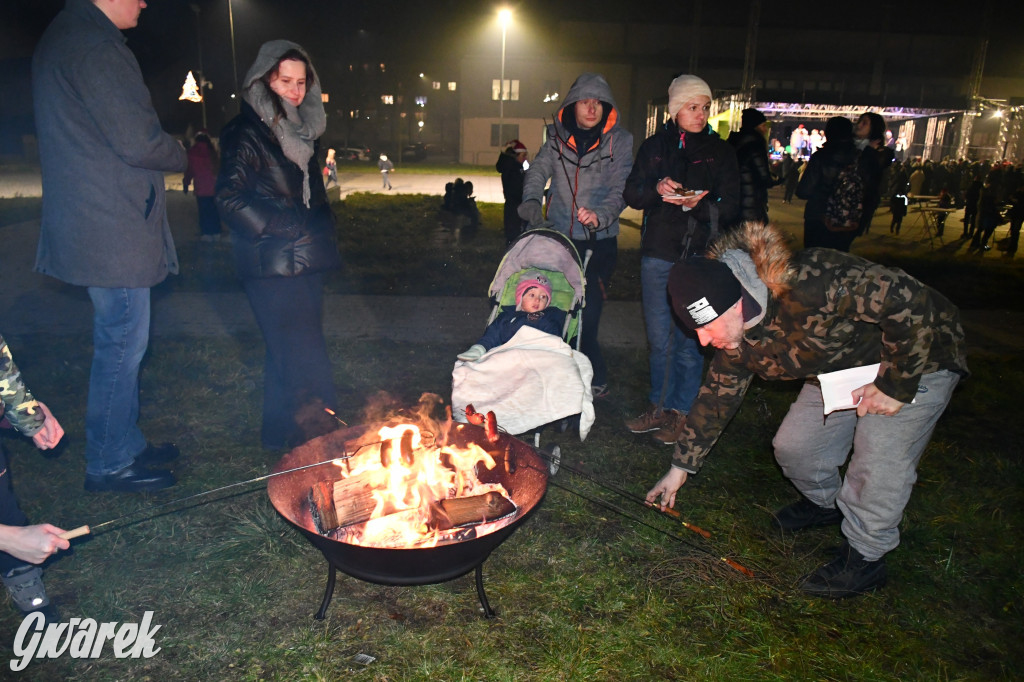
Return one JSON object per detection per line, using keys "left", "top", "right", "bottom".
{"left": 824, "top": 162, "right": 864, "bottom": 232}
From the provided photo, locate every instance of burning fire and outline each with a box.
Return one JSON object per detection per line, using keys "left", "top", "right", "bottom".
{"left": 326, "top": 423, "right": 515, "bottom": 548}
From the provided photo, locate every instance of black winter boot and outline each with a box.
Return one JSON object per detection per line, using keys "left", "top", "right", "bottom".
{"left": 770, "top": 497, "right": 843, "bottom": 532}
{"left": 799, "top": 543, "right": 888, "bottom": 599}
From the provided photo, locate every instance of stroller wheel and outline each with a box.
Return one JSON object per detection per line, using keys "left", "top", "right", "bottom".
{"left": 545, "top": 445, "right": 561, "bottom": 476}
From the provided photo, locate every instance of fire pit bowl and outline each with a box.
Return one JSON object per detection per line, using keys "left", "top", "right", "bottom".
{"left": 268, "top": 422, "right": 549, "bottom": 617}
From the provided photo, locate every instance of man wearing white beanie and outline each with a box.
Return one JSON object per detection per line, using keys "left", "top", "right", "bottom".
{"left": 622, "top": 74, "right": 740, "bottom": 444}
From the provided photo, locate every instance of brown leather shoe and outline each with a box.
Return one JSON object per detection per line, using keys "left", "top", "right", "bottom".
{"left": 651, "top": 411, "right": 686, "bottom": 445}
{"left": 624, "top": 406, "right": 668, "bottom": 434}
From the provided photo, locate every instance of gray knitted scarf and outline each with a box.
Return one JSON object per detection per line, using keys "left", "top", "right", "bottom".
{"left": 241, "top": 40, "right": 326, "bottom": 207}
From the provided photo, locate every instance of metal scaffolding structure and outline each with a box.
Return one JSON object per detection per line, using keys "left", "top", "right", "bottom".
{"left": 742, "top": 102, "right": 957, "bottom": 123}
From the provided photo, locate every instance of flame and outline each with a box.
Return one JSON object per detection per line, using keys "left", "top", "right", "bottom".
{"left": 330, "top": 424, "right": 512, "bottom": 548}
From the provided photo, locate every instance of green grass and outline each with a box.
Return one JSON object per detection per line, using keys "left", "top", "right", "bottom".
{"left": 9, "top": 189, "right": 1022, "bottom": 309}
{"left": 0, "top": 333, "right": 1020, "bottom": 680}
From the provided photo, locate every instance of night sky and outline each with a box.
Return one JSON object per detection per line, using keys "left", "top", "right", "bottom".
{"left": 2, "top": 0, "right": 1022, "bottom": 136}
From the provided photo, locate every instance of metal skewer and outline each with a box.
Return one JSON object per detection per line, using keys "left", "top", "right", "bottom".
{"left": 54, "top": 446, "right": 376, "bottom": 541}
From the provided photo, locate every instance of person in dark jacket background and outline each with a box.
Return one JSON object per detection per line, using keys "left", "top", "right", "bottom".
{"left": 1006, "top": 186, "right": 1024, "bottom": 255}
{"left": 970, "top": 180, "right": 1001, "bottom": 252}
{"left": 783, "top": 155, "right": 803, "bottom": 203}
{"left": 184, "top": 130, "right": 222, "bottom": 241}
{"left": 854, "top": 112, "right": 895, "bottom": 235}
{"left": 797, "top": 116, "right": 861, "bottom": 251}
{"left": 217, "top": 40, "right": 342, "bottom": 450}
{"left": 33, "top": 0, "right": 184, "bottom": 493}
{"left": 728, "top": 107, "right": 780, "bottom": 224}
{"left": 622, "top": 74, "right": 740, "bottom": 445}
{"left": 496, "top": 140, "right": 528, "bottom": 245}
{"left": 962, "top": 177, "right": 983, "bottom": 238}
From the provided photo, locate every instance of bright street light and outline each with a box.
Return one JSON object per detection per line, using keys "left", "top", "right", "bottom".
{"left": 498, "top": 8, "right": 512, "bottom": 147}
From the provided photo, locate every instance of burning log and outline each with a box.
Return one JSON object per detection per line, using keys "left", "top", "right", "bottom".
{"left": 429, "top": 492, "right": 517, "bottom": 530}
{"left": 311, "top": 472, "right": 516, "bottom": 535}
{"left": 310, "top": 473, "right": 387, "bottom": 533}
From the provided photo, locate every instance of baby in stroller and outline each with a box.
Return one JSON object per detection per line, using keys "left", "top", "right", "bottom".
{"left": 452, "top": 229, "right": 595, "bottom": 440}
{"left": 456, "top": 271, "right": 566, "bottom": 362}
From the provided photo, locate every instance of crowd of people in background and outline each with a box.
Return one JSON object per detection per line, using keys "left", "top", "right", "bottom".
{"left": 881, "top": 156, "right": 1024, "bottom": 251}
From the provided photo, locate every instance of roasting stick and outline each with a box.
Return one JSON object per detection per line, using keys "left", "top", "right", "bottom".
{"left": 59, "top": 526, "right": 91, "bottom": 540}
{"left": 526, "top": 452, "right": 756, "bottom": 578}
{"left": 529, "top": 449, "right": 713, "bottom": 540}
{"left": 644, "top": 503, "right": 711, "bottom": 538}
{"left": 477, "top": 410, "right": 756, "bottom": 578}
{"left": 49, "top": 446, "right": 378, "bottom": 542}
{"left": 544, "top": 478, "right": 759, "bottom": 581}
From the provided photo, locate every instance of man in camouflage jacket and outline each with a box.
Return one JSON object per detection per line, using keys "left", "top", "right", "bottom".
{"left": 0, "top": 334, "right": 68, "bottom": 621}
{"left": 646, "top": 222, "right": 968, "bottom": 598}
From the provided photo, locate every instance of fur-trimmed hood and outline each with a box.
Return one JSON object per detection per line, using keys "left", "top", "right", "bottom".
{"left": 707, "top": 221, "right": 796, "bottom": 300}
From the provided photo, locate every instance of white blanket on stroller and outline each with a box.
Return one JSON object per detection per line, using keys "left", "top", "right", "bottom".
{"left": 451, "top": 327, "right": 595, "bottom": 440}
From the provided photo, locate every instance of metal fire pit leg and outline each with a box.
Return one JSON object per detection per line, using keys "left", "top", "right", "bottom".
{"left": 475, "top": 564, "right": 495, "bottom": 618}
{"left": 315, "top": 562, "right": 338, "bottom": 620}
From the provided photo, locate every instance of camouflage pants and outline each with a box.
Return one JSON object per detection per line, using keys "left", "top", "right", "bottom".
{"left": 772, "top": 370, "right": 959, "bottom": 560}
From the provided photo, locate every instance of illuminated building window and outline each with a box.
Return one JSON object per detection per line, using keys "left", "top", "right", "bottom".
{"left": 448, "top": 82, "right": 457, "bottom": 91}
{"left": 415, "top": 96, "right": 427, "bottom": 107}
{"left": 491, "top": 79, "right": 519, "bottom": 101}
{"left": 381, "top": 94, "right": 394, "bottom": 105}
{"left": 432, "top": 81, "right": 441, "bottom": 90}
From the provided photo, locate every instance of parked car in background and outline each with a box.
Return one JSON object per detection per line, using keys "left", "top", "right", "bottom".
{"left": 339, "top": 146, "right": 372, "bottom": 161}
{"left": 401, "top": 143, "right": 427, "bottom": 162}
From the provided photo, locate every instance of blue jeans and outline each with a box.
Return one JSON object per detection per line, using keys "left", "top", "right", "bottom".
{"left": 640, "top": 257, "right": 703, "bottom": 413}
{"left": 772, "top": 371, "right": 959, "bottom": 560}
{"left": 85, "top": 287, "right": 150, "bottom": 476}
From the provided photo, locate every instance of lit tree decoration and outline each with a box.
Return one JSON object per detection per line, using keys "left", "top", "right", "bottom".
{"left": 179, "top": 71, "right": 202, "bottom": 103}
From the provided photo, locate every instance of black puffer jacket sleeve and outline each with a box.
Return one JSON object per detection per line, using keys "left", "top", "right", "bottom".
{"left": 216, "top": 102, "right": 341, "bottom": 279}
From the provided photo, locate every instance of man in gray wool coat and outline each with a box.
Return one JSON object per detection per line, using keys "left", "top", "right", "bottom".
{"left": 32, "top": 0, "right": 186, "bottom": 492}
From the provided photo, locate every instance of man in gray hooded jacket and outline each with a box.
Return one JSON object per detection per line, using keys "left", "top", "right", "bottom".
{"left": 518, "top": 73, "right": 633, "bottom": 397}
{"left": 32, "top": 0, "right": 186, "bottom": 492}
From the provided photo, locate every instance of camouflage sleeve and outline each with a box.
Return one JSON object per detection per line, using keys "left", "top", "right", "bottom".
{"left": 828, "top": 261, "right": 941, "bottom": 403}
{"left": 672, "top": 352, "right": 755, "bottom": 474}
{"left": 0, "top": 334, "right": 45, "bottom": 437}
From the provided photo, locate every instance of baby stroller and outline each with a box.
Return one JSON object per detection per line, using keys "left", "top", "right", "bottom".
{"left": 452, "top": 229, "right": 594, "bottom": 472}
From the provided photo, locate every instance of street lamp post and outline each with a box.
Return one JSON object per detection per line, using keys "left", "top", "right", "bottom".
{"left": 228, "top": 0, "right": 240, "bottom": 108}
{"left": 189, "top": 3, "right": 207, "bottom": 128}
{"left": 498, "top": 8, "right": 511, "bottom": 149}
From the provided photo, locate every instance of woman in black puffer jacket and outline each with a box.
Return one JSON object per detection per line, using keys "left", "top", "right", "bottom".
{"left": 217, "top": 40, "right": 341, "bottom": 450}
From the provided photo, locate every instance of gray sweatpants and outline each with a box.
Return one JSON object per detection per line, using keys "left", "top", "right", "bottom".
{"left": 772, "top": 370, "right": 959, "bottom": 561}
